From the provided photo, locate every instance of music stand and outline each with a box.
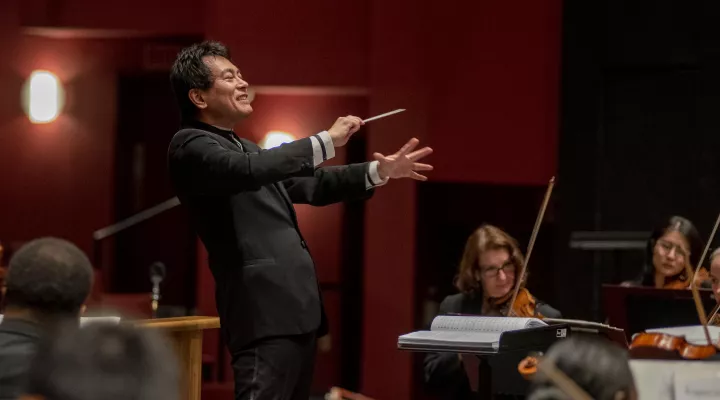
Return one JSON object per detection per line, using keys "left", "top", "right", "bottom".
{"left": 399, "top": 324, "right": 570, "bottom": 399}
{"left": 602, "top": 284, "right": 715, "bottom": 340}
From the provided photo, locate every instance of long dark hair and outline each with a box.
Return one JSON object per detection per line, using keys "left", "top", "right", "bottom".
{"left": 637, "top": 215, "right": 703, "bottom": 286}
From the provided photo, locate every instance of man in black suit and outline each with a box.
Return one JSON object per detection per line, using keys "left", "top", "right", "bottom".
{"left": 168, "top": 41, "right": 433, "bottom": 400}
{"left": 0, "top": 237, "right": 93, "bottom": 400}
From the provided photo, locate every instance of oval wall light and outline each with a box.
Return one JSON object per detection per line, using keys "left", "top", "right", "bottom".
{"left": 22, "top": 70, "right": 65, "bottom": 124}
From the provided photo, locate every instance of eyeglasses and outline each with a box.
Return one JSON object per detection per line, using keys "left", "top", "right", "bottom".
{"left": 656, "top": 239, "right": 689, "bottom": 260}
{"left": 480, "top": 263, "right": 516, "bottom": 278}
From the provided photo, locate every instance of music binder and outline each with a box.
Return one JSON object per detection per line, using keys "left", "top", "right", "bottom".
{"left": 398, "top": 323, "right": 570, "bottom": 355}
{"left": 398, "top": 315, "right": 571, "bottom": 398}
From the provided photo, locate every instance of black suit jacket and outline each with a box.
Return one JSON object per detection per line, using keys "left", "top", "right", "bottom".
{"left": 168, "top": 120, "right": 374, "bottom": 352}
{"left": 0, "top": 318, "right": 42, "bottom": 400}
{"left": 423, "top": 292, "right": 561, "bottom": 400}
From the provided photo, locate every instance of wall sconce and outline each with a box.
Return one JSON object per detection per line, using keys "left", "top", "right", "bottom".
{"left": 260, "top": 131, "right": 295, "bottom": 149}
{"left": 22, "top": 70, "right": 65, "bottom": 124}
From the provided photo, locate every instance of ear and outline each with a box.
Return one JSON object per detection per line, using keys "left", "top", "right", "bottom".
{"left": 188, "top": 88, "right": 208, "bottom": 110}
{"left": 1, "top": 286, "right": 6, "bottom": 297}
{"left": 79, "top": 304, "right": 87, "bottom": 316}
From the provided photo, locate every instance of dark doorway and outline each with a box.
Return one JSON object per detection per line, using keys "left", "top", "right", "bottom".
{"left": 111, "top": 72, "right": 195, "bottom": 312}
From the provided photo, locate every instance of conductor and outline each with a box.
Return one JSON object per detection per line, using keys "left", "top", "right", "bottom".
{"left": 167, "top": 41, "right": 433, "bottom": 400}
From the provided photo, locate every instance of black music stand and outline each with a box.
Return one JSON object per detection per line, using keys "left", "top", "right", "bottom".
{"left": 602, "top": 284, "right": 715, "bottom": 340}
{"left": 400, "top": 324, "right": 570, "bottom": 399}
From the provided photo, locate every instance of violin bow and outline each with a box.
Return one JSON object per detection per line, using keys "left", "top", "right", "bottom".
{"left": 708, "top": 302, "right": 720, "bottom": 326}
{"left": 506, "top": 176, "right": 556, "bottom": 317}
{"left": 536, "top": 355, "right": 593, "bottom": 400}
{"left": 685, "top": 212, "right": 720, "bottom": 346}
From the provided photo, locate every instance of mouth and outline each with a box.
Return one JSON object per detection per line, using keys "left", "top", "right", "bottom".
{"left": 236, "top": 93, "right": 249, "bottom": 102}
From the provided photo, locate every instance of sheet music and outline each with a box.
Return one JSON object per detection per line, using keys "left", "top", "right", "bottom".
{"left": 675, "top": 369, "right": 720, "bottom": 399}
{"left": 630, "top": 360, "right": 720, "bottom": 400}
{"left": 398, "top": 330, "right": 501, "bottom": 350}
{"left": 430, "top": 315, "right": 546, "bottom": 333}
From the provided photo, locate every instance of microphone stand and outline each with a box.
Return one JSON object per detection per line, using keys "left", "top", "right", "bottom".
{"left": 149, "top": 262, "right": 166, "bottom": 319}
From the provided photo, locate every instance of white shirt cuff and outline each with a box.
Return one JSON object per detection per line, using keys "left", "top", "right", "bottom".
{"left": 310, "top": 131, "right": 336, "bottom": 167}
{"left": 365, "top": 160, "right": 389, "bottom": 189}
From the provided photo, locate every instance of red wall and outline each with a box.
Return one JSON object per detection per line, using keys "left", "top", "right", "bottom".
{"left": 426, "top": 0, "right": 561, "bottom": 185}
{"left": 20, "top": 0, "right": 202, "bottom": 35}
{"left": 205, "top": 0, "right": 370, "bottom": 86}
{"left": 0, "top": 35, "right": 118, "bottom": 255}
{"left": 0, "top": 0, "right": 562, "bottom": 398}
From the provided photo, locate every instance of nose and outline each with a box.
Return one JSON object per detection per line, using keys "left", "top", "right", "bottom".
{"left": 667, "top": 247, "right": 677, "bottom": 260}
{"left": 236, "top": 78, "right": 248, "bottom": 90}
{"left": 497, "top": 270, "right": 507, "bottom": 281}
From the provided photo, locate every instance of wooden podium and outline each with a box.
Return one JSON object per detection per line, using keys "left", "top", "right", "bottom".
{"left": 130, "top": 316, "right": 221, "bottom": 400}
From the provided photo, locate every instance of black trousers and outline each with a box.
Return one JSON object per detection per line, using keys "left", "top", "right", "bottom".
{"left": 231, "top": 331, "right": 317, "bottom": 400}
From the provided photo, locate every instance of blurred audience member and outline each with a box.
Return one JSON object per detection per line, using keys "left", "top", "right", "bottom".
{"left": 0, "top": 237, "right": 93, "bottom": 400}
{"left": 20, "top": 322, "right": 179, "bottom": 400}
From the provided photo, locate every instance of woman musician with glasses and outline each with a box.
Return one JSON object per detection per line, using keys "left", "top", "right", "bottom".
{"left": 705, "top": 248, "right": 720, "bottom": 325}
{"left": 621, "top": 216, "right": 710, "bottom": 289}
{"left": 423, "top": 224, "right": 561, "bottom": 400}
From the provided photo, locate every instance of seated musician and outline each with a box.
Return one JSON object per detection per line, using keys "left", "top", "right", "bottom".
{"left": 423, "top": 224, "right": 561, "bottom": 400}
{"left": 621, "top": 215, "right": 709, "bottom": 289}
{"left": 527, "top": 336, "right": 637, "bottom": 400}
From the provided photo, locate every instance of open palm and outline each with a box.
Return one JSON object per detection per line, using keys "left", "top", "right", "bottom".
{"left": 374, "top": 138, "right": 433, "bottom": 181}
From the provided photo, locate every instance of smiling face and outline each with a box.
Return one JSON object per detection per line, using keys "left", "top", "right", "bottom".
{"left": 652, "top": 230, "right": 690, "bottom": 278}
{"left": 190, "top": 55, "right": 252, "bottom": 127}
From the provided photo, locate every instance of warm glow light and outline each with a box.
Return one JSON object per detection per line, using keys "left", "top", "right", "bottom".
{"left": 260, "top": 131, "right": 295, "bottom": 149}
{"left": 22, "top": 70, "right": 64, "bottom": 124}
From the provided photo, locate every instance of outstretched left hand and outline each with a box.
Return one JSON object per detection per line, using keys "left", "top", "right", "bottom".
{"left": 375, "top": 138, "right": 433, "bottom": 181}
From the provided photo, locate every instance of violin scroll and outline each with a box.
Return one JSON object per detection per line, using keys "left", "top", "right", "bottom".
{"left": 518, "top": 353, "right": 540, "bottom": 380}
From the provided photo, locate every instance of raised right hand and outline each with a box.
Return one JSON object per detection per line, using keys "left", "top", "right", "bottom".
{"left": 327, "top": 115, "right": 364, "bottom": 147}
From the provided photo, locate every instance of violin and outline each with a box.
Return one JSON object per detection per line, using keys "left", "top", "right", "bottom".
{"left": 662, "top": 276, "right": 692, "bottom": 289}
{"left": 629, "top": 331, "right": 718, "bottom": 359}
{"left": 629, "top": 213, "right": 720, "bottom": 359}
{"left": 506, "top": 177, "right": 555, "bottom": 318}
{"left": 518, "top": 353, "right": 540, "bottom": 380}
{"left": 662, "top": 267, "right": 710, "bottom": 289}
{"left": 493, "top": 287, "right": 544, "bottom": 318}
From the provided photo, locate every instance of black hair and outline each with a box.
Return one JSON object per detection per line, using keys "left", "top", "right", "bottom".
{"left": 4, "top": 237, "right": 93, "bottom": 317}
{"left": 637, "top": 215, "right": 703, "bottom": 286}
{"left": 527, "top": 336, "right": 635, "bottom": 400}
{"left": 25, "top": 321, "right": 179, "bottom": 400}
{"left": 169, "top": 40, "right": 231, "bottom": 121}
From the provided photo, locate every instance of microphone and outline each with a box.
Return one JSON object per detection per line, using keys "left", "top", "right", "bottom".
{"left": 149, "top": 262, "right": 166, "bottom": 318}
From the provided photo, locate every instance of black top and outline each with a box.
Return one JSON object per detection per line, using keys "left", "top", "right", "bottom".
{"left": 0, "top": 318, "right": 43, "bottom": 400}
{"left": 423, "top": 292, "right": 562, "bottom": 400}
{"left": 168, "top": 120, "right": 374, "bottom": 351}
